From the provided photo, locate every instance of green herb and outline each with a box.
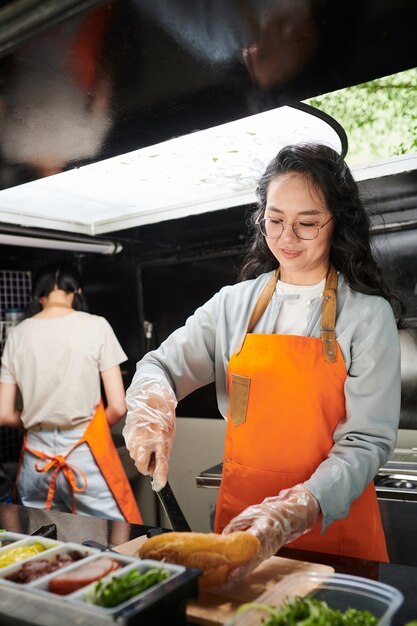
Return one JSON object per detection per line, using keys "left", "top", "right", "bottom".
{"left": 85, "top": 567, "right": 171, "bottom": 608}
{"left": 237, "top": 595, "right": 379, "bottom": 626}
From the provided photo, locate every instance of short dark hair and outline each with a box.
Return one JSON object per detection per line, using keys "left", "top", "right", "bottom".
{"left": 26, "top": 262, "right": 88, "bottom": 316}
{"left": 239, "top": 142, "right": 400, "bottom": 313}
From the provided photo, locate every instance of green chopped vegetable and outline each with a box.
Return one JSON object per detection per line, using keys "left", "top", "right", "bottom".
{"left": 85, "top": 567, "right": 171, "bottom": 608}
{"left": 236, "top": 595, "right": 379, "bottom": 626}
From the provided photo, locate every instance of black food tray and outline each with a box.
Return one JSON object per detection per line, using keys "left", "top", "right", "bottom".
{"left": 0, "top": 532, "right": 200, "bottom": 626}
{"left": 0, "top": 567, "right": 200, "bottom": 626}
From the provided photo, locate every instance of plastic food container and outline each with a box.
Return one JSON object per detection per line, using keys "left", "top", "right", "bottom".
{"left": 0, "top": 542, "right": 98, "bottom": 586}
{"left": 36, "top": 550, "right": 134, "bottom": 595}
{"left": 0, "top": 532, "right": 30, "bottom": 549}
{"left": 225, "top": 572, "right": 404, "bottom": 626}
{"left": 68, "top": 558, "right": 187, "bottom": 613}
{"left": 0, "top": 536, "right": 59, "bottom": 571}
{"left": 0, "top": 533, "right": 200, "bottom": 625}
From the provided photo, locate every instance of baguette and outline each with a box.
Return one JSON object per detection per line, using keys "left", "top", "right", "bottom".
{"left": 138, "top": 531, "right": 260, "bottom": 588}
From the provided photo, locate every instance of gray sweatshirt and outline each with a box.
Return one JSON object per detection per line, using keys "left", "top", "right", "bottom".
{"left": 127, "top": 271, "right": 401, "bottom": 529}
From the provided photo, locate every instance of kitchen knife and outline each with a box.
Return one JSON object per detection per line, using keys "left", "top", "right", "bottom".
{"left": 148, "top": 452, "right": 191, "bottom": 532}
{"left": 152, "top": 478, "right": 191, "bottom": 532}
{"left": 81, "top": 539, "right": 119, "bottom": 553}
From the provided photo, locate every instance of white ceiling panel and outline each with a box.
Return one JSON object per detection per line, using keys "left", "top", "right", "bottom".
{"left": 0, "top": 104, "right": 345, "bottom": 235}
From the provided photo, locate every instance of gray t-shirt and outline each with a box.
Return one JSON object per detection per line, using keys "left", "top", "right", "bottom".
{"left": 0, "top": 311, "right": 127, "bottom": 429}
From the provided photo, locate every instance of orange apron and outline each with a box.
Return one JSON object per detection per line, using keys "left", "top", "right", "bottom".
{"left": 15, "top": 402, "right": 142, "bottom": 524}
{"left": 214, "top": 267, "right": 388, "bottom": 562}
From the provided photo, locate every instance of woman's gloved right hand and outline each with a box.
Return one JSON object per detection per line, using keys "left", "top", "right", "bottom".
{"left": 222, "top": 485, "right": 320, "bottom": 582}
{"left": 123, "top": 378, "right": 177, "bottom": 492}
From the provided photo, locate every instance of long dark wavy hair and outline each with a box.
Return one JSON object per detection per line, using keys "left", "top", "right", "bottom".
{"left": 239, "top": 143, "right": 402, "bottom": 315}
{"left": 26, "top": 263, "right": 88, "bottom": 317}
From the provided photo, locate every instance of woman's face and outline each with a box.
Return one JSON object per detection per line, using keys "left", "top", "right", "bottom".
{"left": 264, "top": 172, "right": 333, "bottom": 284}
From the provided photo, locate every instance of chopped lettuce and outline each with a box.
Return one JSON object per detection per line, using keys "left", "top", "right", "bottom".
{"left": 85, "top": 567, "right": 171, "bottom": 608}
{"left": 237, "top": 595, "right": 378, "bottom": 626}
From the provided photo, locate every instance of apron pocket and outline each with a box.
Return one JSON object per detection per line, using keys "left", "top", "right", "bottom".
{"left": 229, "top": 374, "right": 251, "bottom": 425}
{"left": 214, "top": 456, "right": 308, "bottom": 532}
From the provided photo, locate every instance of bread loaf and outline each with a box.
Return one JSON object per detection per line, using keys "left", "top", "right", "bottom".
{"left": 138, "top": 531, "right": 260, "bottom": 588}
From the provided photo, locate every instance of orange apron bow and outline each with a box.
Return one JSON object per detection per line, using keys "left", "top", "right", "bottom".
{"left": 31, "top": 449, "right": 88, "bottom": 513}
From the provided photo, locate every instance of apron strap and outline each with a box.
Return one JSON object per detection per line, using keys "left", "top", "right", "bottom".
{"left": 321, "top": 266, "right": 338, "bottom": 363}
{"left": 237, "top": 265, "right": 338, "bottom": 362}
{"left": 235, "top": 269, "right": 279, "bottom": 355}
{"left": 247, "top": 269, "right": 279, "bottom": 334}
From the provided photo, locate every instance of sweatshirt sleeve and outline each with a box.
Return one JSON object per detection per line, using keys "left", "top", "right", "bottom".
{"left": 303, "top": 297, "right": 401, "bottom": 530}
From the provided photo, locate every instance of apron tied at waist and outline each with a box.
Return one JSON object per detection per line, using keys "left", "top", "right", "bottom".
{"left": 15, "top": 402, "right": 142, "bottom": 523}
{"left": 28, "top": 445, "right": 88, "bottom": 513}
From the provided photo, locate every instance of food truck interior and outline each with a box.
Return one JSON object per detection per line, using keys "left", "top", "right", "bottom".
{"left": 0, "top": 0, "right": 417, "bottom": 565}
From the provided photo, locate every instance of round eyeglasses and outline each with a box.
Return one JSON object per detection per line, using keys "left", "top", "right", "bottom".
{"left": 257, "top": 216, "right": 333, "bottom": 240}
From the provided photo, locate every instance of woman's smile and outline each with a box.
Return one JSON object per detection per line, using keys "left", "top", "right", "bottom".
{"left": 265, "top": 173, "right": 333, "bottom": 284}
{"left": 279, "top": 247, "right": 302, "bottom": 259}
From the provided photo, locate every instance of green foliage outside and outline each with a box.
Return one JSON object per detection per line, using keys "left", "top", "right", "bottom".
{"left": 304, "top": 67, "right": 417, "bottom": 168}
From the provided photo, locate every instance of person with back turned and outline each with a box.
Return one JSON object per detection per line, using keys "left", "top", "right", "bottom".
{"left": 0, "top": 262, "right": 142, "bottom": 523}
{"left": 123, "top": 143, "right": 401, "bottom": 577}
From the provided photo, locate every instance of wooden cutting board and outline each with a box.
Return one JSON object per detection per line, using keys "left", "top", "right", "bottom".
{"left": 114, "top": 536, "right": 334, "bottom": 626}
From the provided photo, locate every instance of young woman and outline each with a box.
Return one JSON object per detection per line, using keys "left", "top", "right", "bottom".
{"left": 0, "top": 263, "right": 142, "bottom": 523}
{"left": 123, "top": 143, "right": 400, "bottom": 569}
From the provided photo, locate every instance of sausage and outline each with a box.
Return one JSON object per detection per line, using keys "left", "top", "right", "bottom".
{"left": 48, "top": 556, "right": 121, "bottom": 595}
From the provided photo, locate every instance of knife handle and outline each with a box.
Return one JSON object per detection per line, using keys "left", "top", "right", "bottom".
{"left": 81, "top": 539, "right": 118, "bottom": 553}
{"left": 146, "top": 528, "right": 164, "bottom": 538}
{"left": 30, "top": 524, "right": 57, "bottom": 539}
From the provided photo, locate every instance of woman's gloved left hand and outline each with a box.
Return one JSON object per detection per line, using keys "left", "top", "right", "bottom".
{"left": 222, "top": 484, "right": 320, "bottom": 581}
{"left": 123, "top": 378, "right": 177, "bottom": 492}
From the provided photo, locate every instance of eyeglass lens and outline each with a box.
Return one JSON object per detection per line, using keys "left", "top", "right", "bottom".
{"left": 260, "top": 219, "right": 320, "bottom": 240}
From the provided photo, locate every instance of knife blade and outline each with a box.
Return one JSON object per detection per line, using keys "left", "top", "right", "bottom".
{"left": 148, "top": 452, "right": 191, "bottom": 532}
{"left": 152, "top": 479, "right": 191, "bottom": 532}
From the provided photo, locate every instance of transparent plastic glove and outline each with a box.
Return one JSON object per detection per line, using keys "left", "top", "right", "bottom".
{"left": 123, "top": 378, "right": 177, "bottom": 491}
{"left": 222, "top": 485, "right": 320, "bottom": 582}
